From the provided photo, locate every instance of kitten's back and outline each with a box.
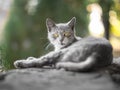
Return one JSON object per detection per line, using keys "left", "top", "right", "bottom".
{"left": 60, "top": 37, "right": 113, "bottom": 71}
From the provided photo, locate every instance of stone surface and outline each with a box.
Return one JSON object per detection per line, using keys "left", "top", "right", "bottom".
{"left": 0, "top": 58, "right": 120, "bottom": 90}
{"left": 0, "top": 66, "right": 120, "bottom": 90}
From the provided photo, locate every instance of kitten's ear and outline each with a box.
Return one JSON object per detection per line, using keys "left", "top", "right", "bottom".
{"left": 46, "top": 18, "right": 56, "bottom": 32}
{"left": 68, "top": 17, "right": 76, "bottom": 30}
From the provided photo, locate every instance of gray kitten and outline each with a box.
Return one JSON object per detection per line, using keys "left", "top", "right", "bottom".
{"left": 14, "top": 17, "right": 113, "bottom": 72}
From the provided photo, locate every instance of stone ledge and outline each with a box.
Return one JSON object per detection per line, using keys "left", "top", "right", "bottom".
{"left": 0, "top": 67, "right": 120, "bottom": 90}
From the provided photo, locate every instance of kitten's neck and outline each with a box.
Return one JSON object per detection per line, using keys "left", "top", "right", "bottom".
{"left": 54, "top": 36, "right": 81, "bottom": 51}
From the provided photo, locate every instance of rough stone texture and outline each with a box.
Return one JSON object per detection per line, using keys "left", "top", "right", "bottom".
{"left": 0, "top": 58, "right": 120, "bottom": 90}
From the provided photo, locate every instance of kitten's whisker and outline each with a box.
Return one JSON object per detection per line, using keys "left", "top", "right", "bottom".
{"left": 39, "top": 38, "right": 48, "bottom": 40}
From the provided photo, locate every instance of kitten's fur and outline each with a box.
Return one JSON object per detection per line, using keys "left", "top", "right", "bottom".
{"left": 14, "top": 17, "right": 113, "bottom": 72}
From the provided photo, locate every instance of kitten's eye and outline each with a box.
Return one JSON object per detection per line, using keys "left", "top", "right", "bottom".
{"left": 64, "top": 32, "right": 71, "bottom": 37}
{"left": 53, "top": 33, "right": 59, "bottom": 38}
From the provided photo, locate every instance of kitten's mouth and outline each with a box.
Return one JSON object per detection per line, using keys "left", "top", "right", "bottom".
{"left": 61, "top": 43, "right": 65, "bottom": 45}
{"left": 58, "top": 42, "right": 69, "bottom": 48}
{"left": 61, "top": 43, "right": 68, "bottom": 48}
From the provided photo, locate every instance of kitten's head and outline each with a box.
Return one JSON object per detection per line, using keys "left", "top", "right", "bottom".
{"left": 46, "top": 17, "right": 76, "bottom": 50}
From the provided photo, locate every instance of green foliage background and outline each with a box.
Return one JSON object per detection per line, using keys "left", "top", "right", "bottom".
{"left": 0, "top": 0, "right": 115, "bottom": 70}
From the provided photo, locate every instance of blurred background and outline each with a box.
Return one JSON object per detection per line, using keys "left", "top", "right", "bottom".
{"left": 0, "top": 0, "right": 120, "bottom": 70}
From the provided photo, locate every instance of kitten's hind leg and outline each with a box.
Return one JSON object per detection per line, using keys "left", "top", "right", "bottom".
{"left": 56, "top": 53, "right": 97, "bottom": 72}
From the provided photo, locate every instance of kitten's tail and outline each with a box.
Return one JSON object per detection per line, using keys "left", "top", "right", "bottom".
{"left": 57, "top": 56, "right": 96, "bottom": 72}
{"left": 57, "top": 53, "right": 110, "bottom": 72}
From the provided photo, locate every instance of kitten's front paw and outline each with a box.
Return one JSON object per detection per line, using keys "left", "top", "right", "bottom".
{"left": 27, "top": 57, "right": 36, "bottom": 60}
{"left": 14, "top": 60, "right": 27, "bottom": 68}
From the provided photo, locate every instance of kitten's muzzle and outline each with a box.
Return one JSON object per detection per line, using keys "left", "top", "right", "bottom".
{"left": 60, "top": 42, "right": 65, "bottom": 45}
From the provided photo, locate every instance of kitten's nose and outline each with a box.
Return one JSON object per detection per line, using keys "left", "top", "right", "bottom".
{"left": 60, "top": 37, "right": 64, "bottom": 41}
{"left": 59, "top": 37, "right": 64, "bottom": 42}
{"left": 60, "top": 39, "right": 63, "bottom": 42}
{"left": 59, "top": 39, "right": 64, "bottom": 45}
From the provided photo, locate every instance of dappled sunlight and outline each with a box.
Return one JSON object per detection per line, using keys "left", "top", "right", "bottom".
{"left": 26, "top": 0, "right": 39, "bottom": 15}
{"left": 87, "top": 3, "right": 105, "bottom": 38}
{"left": 109, "top": 10, "right": 120, "bottom": 37}
{"left": 109, "top": 10, "right": 120, "bottom": 57}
